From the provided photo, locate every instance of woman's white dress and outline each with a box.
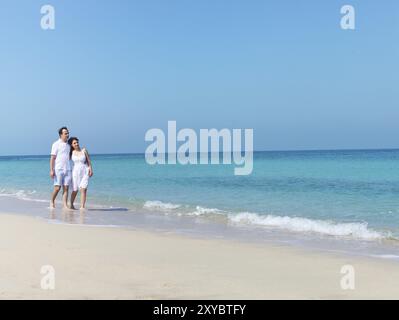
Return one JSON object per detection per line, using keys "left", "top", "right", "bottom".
{"left": 71, "top": 149, "right": 89, "bottom": 191}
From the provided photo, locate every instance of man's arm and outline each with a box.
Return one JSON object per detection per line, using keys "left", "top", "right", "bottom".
{"left": 50, "top": 155, "right": 56, "bottom": 178}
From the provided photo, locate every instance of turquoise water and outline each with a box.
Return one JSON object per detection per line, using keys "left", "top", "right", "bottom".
{"left": 1, "top": 150, "right": 399, "bottom": 241}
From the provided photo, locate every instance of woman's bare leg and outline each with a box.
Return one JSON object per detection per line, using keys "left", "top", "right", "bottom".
{"left": 80, "top": 188, "right": 87, "bottom": 210}
{"left": 70, "top": 191, "right": 78, "bottom": 209}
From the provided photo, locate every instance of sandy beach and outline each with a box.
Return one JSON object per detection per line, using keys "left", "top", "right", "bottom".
{"left": 0, "top": 212, "right": 398, "bottom": 300}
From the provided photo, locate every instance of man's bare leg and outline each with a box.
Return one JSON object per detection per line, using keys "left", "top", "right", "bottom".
{"left": 50, "top": 186, "right": 61, "bottom": 209}
{"left": 62, "top": 185, "right": 69, "bottom": 209}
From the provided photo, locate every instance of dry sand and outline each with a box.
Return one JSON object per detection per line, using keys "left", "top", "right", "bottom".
{"left": 0, "top": 212, "right": 399, "bottom": 299}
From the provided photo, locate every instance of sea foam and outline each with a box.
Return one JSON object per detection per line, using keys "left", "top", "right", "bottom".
{"left": 142, "top": 200, "right": 389, "bottom": 241}
{"left": 143, "top": 200, "right": 182, "bottom": 211}
{"left": 228, "top": 212, "right": 387, "bottom": 240}
{"left": 0, "top": 189, "right": 48, "bottom": 203}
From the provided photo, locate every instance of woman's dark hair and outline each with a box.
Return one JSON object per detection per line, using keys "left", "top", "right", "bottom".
{"left": 68, "top": 137, "right": 79, "bottom": 159}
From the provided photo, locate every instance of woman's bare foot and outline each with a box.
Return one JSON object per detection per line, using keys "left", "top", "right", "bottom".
{"left": 49, "top": 201, "right": 55, "bottom": 209}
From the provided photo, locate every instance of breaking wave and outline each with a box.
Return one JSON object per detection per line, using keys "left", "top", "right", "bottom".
{"left": 142, "top": 200, "right": 391, "bottom": 241}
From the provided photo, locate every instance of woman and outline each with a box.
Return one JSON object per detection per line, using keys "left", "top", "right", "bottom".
{"left": 68, "top": 137, "right": 93, "bottom": 210}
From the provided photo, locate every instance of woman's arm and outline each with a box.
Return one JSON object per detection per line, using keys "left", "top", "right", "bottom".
{"left": 84, "top": 148, "right": 94, "bottom": 177}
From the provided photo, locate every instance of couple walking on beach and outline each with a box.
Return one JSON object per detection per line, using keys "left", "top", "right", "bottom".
{"left": 50, "top": 127, "right": 93, "bottom": 210}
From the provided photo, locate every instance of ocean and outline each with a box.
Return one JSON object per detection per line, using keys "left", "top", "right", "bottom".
{"left": 1, "top": 150, "right": 399, "bottom": 259}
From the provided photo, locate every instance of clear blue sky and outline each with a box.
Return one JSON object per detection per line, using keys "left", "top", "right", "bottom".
{"left": 0, "top": 0, "right": 398, "bottom": 155}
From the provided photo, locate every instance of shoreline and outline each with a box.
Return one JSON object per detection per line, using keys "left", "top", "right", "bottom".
{"left": 1, "top": 212, "right": 399, "bottom": 299}
{"left": 1, "top": 194, "right": 399, "bottom": 263}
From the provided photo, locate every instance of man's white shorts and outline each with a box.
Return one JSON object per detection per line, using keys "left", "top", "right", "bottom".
{"left": 54, "top": 170, "right": 72, "bottom": 187}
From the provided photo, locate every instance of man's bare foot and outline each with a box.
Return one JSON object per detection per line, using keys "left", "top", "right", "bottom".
{"left": 70, "top": 205, "right": 77, "bottom": 210}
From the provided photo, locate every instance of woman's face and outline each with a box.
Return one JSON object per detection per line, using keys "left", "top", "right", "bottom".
{"left": 72, "top": 140, "right": 80, "bottom": 150}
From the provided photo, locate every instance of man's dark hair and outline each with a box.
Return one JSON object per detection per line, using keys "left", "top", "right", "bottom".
{"left": 58, "top": 127, "right": 69, "bottom": 137}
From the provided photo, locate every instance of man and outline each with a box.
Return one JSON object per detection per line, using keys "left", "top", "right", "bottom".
{"left": 50, "top": 127, "right": 71, "bottom": 209}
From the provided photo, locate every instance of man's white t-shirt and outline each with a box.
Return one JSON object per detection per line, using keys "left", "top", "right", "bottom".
{"left": 51, "top": 139, "right": 71, "bottom": 171}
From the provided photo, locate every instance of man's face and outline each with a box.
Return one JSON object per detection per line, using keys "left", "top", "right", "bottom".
{"left": 60, "top": 129, "right": 69, "bottom": 142}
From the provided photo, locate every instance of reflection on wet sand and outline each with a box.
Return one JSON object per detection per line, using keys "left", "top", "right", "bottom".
{"left": 47, "top": 207, "right": 128, "bottom": 226}
{"left": 49, "top": 208, "right": 86, "bottom": 224}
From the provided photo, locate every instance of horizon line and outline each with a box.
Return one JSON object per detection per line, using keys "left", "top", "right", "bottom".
{"left": 1, "top": 147, "right": 399, "bottom": 158}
